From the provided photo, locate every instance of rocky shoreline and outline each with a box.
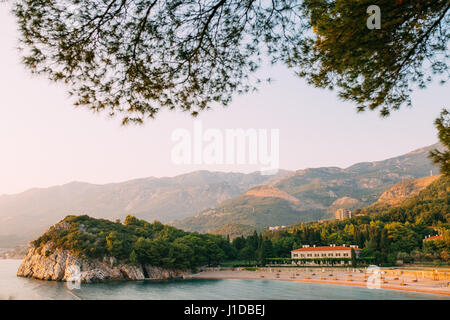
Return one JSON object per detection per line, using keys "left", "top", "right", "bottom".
{"left": 17, "top": 243, "right": 190, "bottom": 283}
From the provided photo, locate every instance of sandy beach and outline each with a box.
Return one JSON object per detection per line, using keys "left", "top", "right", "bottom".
{"left": 191, "top": 267, "right": 450, "bottom": 297}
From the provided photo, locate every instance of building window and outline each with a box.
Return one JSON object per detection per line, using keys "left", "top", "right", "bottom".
{"left": 343, "top": 253, "right": 348, "bottom": 257}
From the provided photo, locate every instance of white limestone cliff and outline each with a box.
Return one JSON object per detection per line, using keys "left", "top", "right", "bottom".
{"left": 17, "top": 242, "right": 190, "bottom": 283}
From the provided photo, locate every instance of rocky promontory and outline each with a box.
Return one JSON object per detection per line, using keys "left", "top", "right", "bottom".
{"left": 17, "top": 243, "right": 189, "bottom": 283}
{"left": 14, "top": 215, "right": 229, "bottom": 283}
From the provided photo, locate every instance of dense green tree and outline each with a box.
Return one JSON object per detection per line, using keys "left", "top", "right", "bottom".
{"left": 300, "top": 0, "right": 449, "bottom": 116}
{"left": 13, "top": 0, "right": 449, "bottom": 123}
{"left": 219, "top": 237, "right": 237, "bottom": 260}
{"left": 239, "top": 244, "right": 256, "bottom": 264}
{"left": 430, "top": 108, "right": 450, "bottom": 176}
{"left": 271, "top": 236, "right": 295, "bottom": 258}
{"left": 232, "top": 236, "right": 246, "bottom": 252}
{"left": 247, "top": 231, "right": 259, "bottom": 251}
{"left": 257, "top": 238, "right": 273, "bottom": 265}
{"left": 129, "top": 249, "right": 138, "bottom": 265}
{"left": 174, "top": 235, "right": 208, "bottom": 266}
{"left": 205, "top": 240, "right": 226, "bottom": 266}
{"left": 350, "top": 248, "right": 357, "bottom": 268}
{"left": 106, "top": 231, "right": 131, "bottom": 260}
{"left": 124, "top": 215, "right": 138, "bottom": 226}
{"left": 134, "top": 237, "right": 160, "bottom": 265}
{"left": 169, "top": 241, "right": 194, "bottom": 269}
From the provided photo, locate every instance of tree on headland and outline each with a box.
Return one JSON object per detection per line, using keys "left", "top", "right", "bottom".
{"left": 106, "top": 231, "right": 129, "bottom": 260}
{"left": 13, "top": 0, "right": 449, "bottom": 124}
{"left": 129, "top": 250, "right": 138, "bottom": 265}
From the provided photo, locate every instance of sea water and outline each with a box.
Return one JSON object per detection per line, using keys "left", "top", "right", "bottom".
{"left": 1, "top": 260, "right": 448, "bottom": 300}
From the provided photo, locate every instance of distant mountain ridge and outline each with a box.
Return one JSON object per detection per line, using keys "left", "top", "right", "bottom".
{"left": 0, "top": 170, "right": 291, "bottom": 246}
{"left": 0, "top": 143, "right": 442, "bottom": 246}
{"left": 172, "top": 143, "right": 442, "bottom": 234}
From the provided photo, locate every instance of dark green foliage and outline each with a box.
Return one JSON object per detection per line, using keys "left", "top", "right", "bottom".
{"left": 13, "top": 1, "right": 449, "bottom": 123}
{"left": 351, "top": 248, "right": 357, "bottom": 267}
{"left": 297, "top": 0, "right": 449, "bottom": 116}
{"left": 430, "top": 109, "right": 450, "bottom": 176}
{"left": 32, "top": 215, "right": 233, "bottom": 268}
{"left": 129, "top": 250, "right": 138, "bottom": 266}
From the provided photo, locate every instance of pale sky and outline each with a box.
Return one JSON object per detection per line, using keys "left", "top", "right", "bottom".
{"left": 0, "top": 4, "right": 448, "bottom": 195}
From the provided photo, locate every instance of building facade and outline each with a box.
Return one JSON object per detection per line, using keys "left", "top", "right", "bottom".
{"left": 291, "top": 245, "right": 361, "bottom": 265}
{"left": 335, "top": 209, "right": 352, "bottom": 220}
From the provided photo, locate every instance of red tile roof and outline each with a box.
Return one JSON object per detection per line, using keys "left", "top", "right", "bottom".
{"left": 424, "top": 235, "right": 443, "bottom": 241}
{"left": 292, "top": 246, "right": 361, "bottom": 252}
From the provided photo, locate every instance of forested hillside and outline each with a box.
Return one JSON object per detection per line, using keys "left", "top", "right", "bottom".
{"left": 230, "top": 176, "right": 449, "bottom": 266}
{"left": 174, "top": 144, "right": 442, "bottom": 234}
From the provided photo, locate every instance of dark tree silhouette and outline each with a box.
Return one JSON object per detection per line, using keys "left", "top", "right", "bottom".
{"left": 429, "top": 109, "right": 450, "bottom": 176}
{"left": 13, "top": 0, "right": 449, "bottom": 123}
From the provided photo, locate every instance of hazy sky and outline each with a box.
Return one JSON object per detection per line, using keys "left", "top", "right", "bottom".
{"left": 0, "top": 5, "right": 448, "bottom": 195}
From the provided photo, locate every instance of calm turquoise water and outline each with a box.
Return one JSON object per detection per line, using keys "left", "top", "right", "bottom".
{"left": 1, "top": 260, "right": 448, "bottom": 300}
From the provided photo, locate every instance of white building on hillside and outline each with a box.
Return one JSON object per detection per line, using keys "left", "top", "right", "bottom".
{"left": 335, "top": 209, "right": 352, "bottom": 220}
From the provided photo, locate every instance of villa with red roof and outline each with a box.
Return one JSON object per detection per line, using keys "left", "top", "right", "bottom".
{"left": 423, "top": 235, "right": 443, "bottom": 242}
{"left": 291, "top": 244, "right": 361, "bottom": 265}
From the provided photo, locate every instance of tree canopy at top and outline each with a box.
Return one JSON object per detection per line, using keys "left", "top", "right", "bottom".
{"left": 13, "top": 0, "right": 450, "bottom": 123}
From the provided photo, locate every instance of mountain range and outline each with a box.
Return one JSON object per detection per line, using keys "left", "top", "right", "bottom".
{"left": 0, "top": 170, "right": 289, "bottom": 246}
{"left": 0, "top": 143, "right": 441, "bottom": 247}
{"left": 172, "top": 143, "right": 442, "bottom": 234}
